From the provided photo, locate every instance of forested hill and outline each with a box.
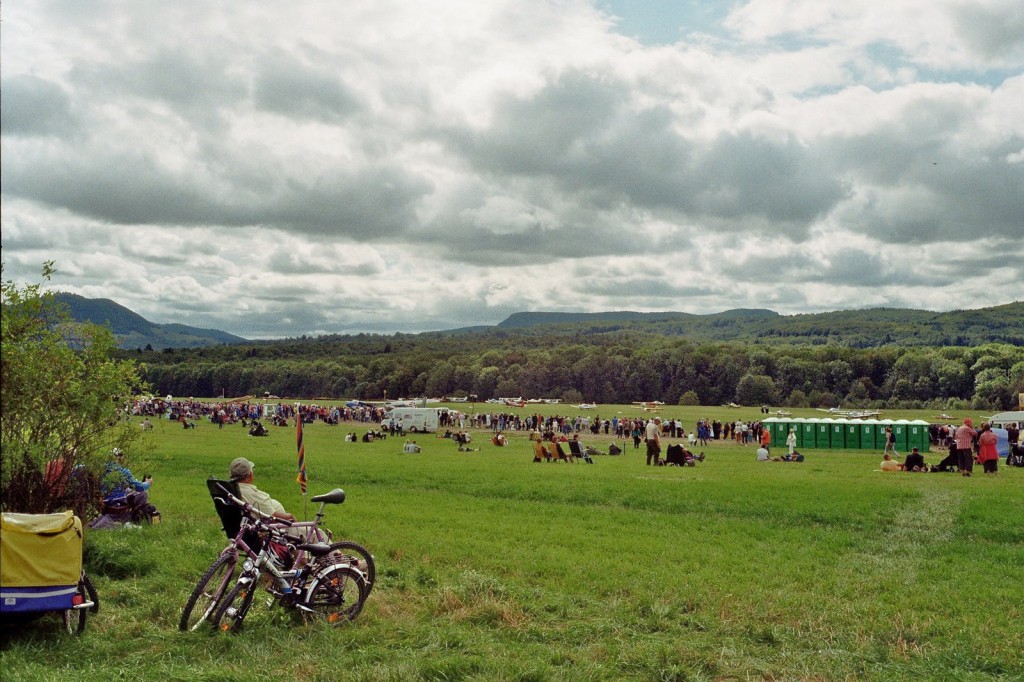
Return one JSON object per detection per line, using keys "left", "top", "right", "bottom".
{"left": 54, "top": 293, "right": 246, "bottom": 350}
{"left": 490, "top": 303, "right": 1024, "bottom": 347}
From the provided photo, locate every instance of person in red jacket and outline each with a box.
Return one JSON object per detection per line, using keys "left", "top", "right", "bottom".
{"left": 977, "top": 423, "right": 999, "bottom": 475}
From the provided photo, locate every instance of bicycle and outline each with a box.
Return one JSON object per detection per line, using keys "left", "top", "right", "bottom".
{"left": 178, "top": 479, "right": 375, "bottom": 632}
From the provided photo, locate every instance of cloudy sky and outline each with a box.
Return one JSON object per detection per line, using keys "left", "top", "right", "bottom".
{"left": 2, "top": 1, "right": 1022, "bottom": 338}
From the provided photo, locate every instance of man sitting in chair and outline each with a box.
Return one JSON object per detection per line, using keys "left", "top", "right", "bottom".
{"left": 229, "top": 457, "right": 296, "bottom": 522}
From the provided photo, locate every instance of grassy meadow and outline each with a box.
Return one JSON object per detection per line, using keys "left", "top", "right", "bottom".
{"left": 2, "top": 403, "right": 1022, "bottom": 681}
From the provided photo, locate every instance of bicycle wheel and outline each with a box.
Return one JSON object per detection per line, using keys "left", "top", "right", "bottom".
{"left": 213, "top": 576, "right": 257, "bottom": 633}
{"left": 62, "top": 579, "right": 89, "bottom": 634}
{"left": 303, "top": 564, "right": 367, "bottom": 624}
{"left": 179, "top": 553, "right": 237, "bottom": 631}
{"left": 82, "top": 572, "right": 100, "bottom": 614}
{"left": 327, "top": 541, "right": 376, "bottom": 595}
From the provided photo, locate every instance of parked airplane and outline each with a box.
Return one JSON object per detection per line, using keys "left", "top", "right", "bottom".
{"left": 817, "top": 407, "right": 881, "bottom": 419}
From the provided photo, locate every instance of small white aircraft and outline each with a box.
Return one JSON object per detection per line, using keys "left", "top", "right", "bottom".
{"left": 817, "top": 406, "right": 881, "bottom": 419}
{"left": 575, "top": 403, "right": 597, "bottom": 409}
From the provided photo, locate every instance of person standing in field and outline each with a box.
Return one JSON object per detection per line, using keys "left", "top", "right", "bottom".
{"left": 883, "top": 426, "right": 899, "bottom": 458}
{"left": 760, "top": 425, "right": 771, "bottom": 453}
{"left": 977, "top": 423, "right": 999, "bottom": 475}
{"left": 786, "top": 429, "right": 797, "bottom": 457}
{"left": 954, "top": 418, "right": 976, "bottom": 477}
{"left": 645, "top": 417, "right": 662, "bottom": 465}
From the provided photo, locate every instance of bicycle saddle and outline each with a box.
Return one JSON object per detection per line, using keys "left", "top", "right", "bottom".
{"left": 310, "top": 489, "right": 346, "bottom": 504}
{"left": 295, "top": 542, "right": 335, "bottom": 557}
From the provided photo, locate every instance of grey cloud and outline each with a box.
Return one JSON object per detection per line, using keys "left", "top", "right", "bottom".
{"left": 265, "top": 251, "right": 382, "bottom": 277}
{"left": 253, "top": 57, "right": 362, "bottom": 122}
{"left": 262, "top": 165, "right": 432, "bottom": 238}
{"left": 419, "top": 211, "right": 655, "bottom": 266}
{"left": 448, "top": 70, "right": 846, "bottom": 237}
{"left": 0, "top": 75, "right": 77, "bottom": 137}
{"left": 2, "top": 149, "right": 229, "bottom": 226}
{"left": 2, "top": 140, "right": 431, "bottom": 238}
{"left": 73, "top": 47, "right": 247, "bottom": 112}
{"left": 582, "top": 277, "right": 715, "bottom": 299}
{"left": 948, "top": 3, "right": 1024, "bottom": 63}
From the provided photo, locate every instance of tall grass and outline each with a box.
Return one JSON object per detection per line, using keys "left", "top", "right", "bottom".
{"left": 2, "top": 411, "right": 1021, "bottom": 681}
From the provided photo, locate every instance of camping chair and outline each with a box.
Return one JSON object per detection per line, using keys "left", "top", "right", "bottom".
{"left": 206, "top": 478, "right": 249, "bottom": 542}
{"left": 532, "top": 440, "right": 548, "bottom": 463}
{"left": 546, "top": 442, "right": 569, "bottom": 463}
{"left": 568, "top": 440, "right": 593, "bottom": 463}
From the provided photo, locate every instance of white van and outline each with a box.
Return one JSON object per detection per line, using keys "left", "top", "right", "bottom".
{"left": 383, "top": 407, "right": 442, "bottom": 433}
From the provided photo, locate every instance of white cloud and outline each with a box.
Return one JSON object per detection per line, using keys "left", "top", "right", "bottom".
{"left": 2, "top": 0, "right": 1022, "bottom": 338}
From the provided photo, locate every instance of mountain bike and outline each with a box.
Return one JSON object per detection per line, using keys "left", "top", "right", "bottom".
{"left": 178, "top": 480, "right": 374, "bottom": 632}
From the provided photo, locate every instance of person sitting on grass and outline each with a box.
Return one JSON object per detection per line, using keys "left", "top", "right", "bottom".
{"left": 880, "top": 453, "right": 902, "bottom": 471}
{"left": 492, "top": 432, "right": 507, "bottom": 447}
{"left": 903, "top": 447, "right": 926, "bottom": 471}
{"left": 533, "top": 440, "right": 549, "bottom": 462}
{"left": 403, "top": 439, "right": 421, "bottom": 453}
{"left": 756, "top": 446, "right": 770, "bottom": 461}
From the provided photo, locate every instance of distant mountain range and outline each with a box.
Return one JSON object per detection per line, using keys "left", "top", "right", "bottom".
{"left": 54, "top": 293, "right": 1024, "bottom": 350}
{"left": 53, "top": 293, "right": 247, "bottom": 350}
{"left": 491, "top": 303, "right": 1024, "bottom": 347}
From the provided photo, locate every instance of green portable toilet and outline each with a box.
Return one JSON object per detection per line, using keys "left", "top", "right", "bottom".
{"left": 801, "top": 420, "right": 816, "bottom": 449}
{"left": 860, "top": 420, "right": 879, "bottom": 450}
{"left": 892, "top": 420, "right": 911, "bottom": 452}
{"left": 815, "top": 419, "right": 831, "bottom": 448}
{"left": 843, "top": 420, "right": 860, "bottom": 449}
{"left": 771, "top": 419, "right": 788, "bottom": 448}
{"left": 828, "top": 418, "right": 846, "bottom": 448}
{"left": 909, "top": 420, "right": 931, "bottom": 452}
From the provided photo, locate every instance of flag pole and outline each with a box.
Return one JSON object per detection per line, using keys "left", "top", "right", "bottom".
{"left": 296, "top": 405, "right": 308, "bottom": 520}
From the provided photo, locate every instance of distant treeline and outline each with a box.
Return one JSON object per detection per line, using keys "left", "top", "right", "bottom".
{"left": 128, "top": 328, "right": 1024, "bottom": 410}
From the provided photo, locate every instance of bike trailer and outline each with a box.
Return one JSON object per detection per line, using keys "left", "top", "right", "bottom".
{"left": 0, "top": 511, "right": 84, "bottom": 614}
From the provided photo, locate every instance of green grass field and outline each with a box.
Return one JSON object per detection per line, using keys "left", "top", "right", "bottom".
{"left": 2, "top": 405, "right": 1021, "bottom": 681}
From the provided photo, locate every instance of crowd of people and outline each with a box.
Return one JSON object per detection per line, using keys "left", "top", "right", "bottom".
{"left": 877, "top": 418, "right": 1015, "bottom": 474}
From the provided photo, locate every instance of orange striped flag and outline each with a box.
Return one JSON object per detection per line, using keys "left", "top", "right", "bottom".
{"left": 296, "top": 411, "right": 307, "bottom": 494}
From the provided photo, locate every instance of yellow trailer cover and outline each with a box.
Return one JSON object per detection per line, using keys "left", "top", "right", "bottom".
{"left": 0, "top": 511, "right": 83, "bottom": 587}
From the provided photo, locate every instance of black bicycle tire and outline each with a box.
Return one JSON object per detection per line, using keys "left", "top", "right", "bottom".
{"left": 213, "top": 576, "right": 257, "bottom": 633}
{"left": 303, "top": 564, "right": 367, "bottom": 624}
{"left": 326, "top": 540, "right": 376, "bottom": 594}
{"left": 179, "top": 553, "right": 237, "bottom": 632}
{"left": 82, "top": 572, "right": 100, "bottom": 614}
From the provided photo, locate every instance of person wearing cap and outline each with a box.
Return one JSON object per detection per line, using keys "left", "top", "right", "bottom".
{"left": 229, "top": 457, "right": 296, "bottom": 522}
{"left": 645, "top": 417, "right": 662, "bottom": 465}
{"left": 953, "top": 418, "right": 977, "bottom": 477}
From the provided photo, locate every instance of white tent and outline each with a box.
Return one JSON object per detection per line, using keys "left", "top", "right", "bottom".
{"left": 986, "top": 411, "right": 1023, "bottom": 428}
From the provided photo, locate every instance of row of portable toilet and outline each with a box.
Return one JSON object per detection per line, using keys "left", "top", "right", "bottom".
{"left": 764, "top": 418, "right": 932, "bottom": 451}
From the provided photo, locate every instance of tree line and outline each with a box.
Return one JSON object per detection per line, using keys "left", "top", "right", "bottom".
{"left": 130, "top": 332, "right": 1024, "bottom": 410}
